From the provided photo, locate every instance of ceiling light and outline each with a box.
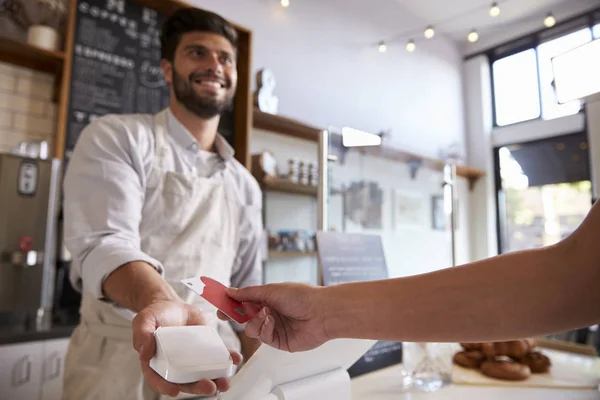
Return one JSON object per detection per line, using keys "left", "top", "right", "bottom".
{"left": 281, "top": 0, "right": 289, "bottom": 7}
{"left": 544, "top": 13, "right": 556, "bottom": 28}
{"left": 468, "top": 29, "right": 479, "bottom": 43}
{"left": 342, "top": 127, "right": 382, "bottom": 148}
{"left": 378, "top": 41, "right": 387, "bottom": 53}
{"left": 489, "top": 2, "right": 500, "bottom": 17}
{"left": 424, "top": 26, "right": 435, "bottom": 39}
{"left": 406, "top": 39, "right": 416, "bottom": 52}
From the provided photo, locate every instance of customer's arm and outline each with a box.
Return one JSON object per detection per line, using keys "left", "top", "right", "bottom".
{"left": 229, "top": 201, "right": 600, "bottom": 351}
{"left": 324, "top": 200, "right": 600, "bottom": 343}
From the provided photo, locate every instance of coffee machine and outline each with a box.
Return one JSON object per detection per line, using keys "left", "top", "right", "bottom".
{"left": 0, "top": 152, "right": 61, "bottom": 329}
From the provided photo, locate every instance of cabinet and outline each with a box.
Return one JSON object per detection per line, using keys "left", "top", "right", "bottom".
{"left": 0, "top": 338, "right": 70, "bottom": 400}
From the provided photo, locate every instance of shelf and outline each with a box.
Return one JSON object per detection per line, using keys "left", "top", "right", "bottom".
{"left": 252, "top": 109, "right": 485, "bottom": 190}
{"left": 357, "top": 146, "right": 486, "bottom": 190}
{"left": 262, "top": 177, "right": 318, "bottom": 196}
{"left": 268, "top": 250, "right": 317, "bottom": 258}
{"left": 0, "top": 36, "right": 65, "bottom": 75}
{"left": 253, "top": 108, "right": 322, "bottom": 142}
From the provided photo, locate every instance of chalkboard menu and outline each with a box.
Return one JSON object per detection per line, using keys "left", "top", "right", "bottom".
{"left": 66, "top": 0, "right": 235, "bottom": 156}
{"left": 316, "top": 232, "right": 403, "bottom": 378}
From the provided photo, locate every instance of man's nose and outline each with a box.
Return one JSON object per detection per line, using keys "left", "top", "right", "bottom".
{"left": 206, "top": 53, "right": 224, "bottom": 74}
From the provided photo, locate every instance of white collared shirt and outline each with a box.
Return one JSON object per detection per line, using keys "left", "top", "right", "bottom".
{"left": 63, "top": 109, "right": 263, "bottom": 311}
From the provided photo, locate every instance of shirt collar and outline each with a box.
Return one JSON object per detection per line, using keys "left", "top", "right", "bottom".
{"left": 164, "top": 108, "right": 235, "bottom": 161}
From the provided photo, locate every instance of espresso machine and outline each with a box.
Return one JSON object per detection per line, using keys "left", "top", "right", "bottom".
{"left": 0, "top": 152, "right": 61, "bottom": 330}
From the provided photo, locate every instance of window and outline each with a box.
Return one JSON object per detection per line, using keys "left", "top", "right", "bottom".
{"left": 537, "top": 29, "right": 592, "bottom": 120}
{"left": 493, "top": 49, "right": 541, "bottom": 126}
{"left": 489, "top": 10, "right": 599, "bottom": 127}
{"left": 495, "top": 132, "right": 591, "bottom": 254}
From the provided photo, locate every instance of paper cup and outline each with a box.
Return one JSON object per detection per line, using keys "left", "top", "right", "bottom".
{"left": 27, "top": 25, "right": 58, "bottom": 51}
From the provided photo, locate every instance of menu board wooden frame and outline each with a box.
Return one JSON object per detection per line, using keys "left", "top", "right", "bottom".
{"left": 10, "top": 0, "right": 253, "bottom": 167}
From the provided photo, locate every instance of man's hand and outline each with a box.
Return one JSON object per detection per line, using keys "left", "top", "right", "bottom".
{"left": 219, "top": 283, "right": 330, "bottom": 353}
{"left": 133, "top": 300, "right": 243, "bottom": 397}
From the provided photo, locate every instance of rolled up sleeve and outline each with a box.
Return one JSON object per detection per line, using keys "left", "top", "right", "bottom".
{"left": 63, "top": 116, "right": 163, "bottom": 299}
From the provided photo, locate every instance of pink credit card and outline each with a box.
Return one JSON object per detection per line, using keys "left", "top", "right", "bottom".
{"left": 181, "top": 276, "right": 258, "bottom": 324}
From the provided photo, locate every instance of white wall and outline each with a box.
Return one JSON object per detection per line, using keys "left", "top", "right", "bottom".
{"left": 196, "top": 0, "right": 466, "bottom": 159}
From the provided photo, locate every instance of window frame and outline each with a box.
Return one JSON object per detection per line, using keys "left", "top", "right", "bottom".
{"left": 481, "top": 7, "right": 600, "bottom": 128}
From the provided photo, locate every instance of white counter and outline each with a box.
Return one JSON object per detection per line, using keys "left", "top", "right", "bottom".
{"left": 351, "top": 365, "right": 600, "bottom": 400}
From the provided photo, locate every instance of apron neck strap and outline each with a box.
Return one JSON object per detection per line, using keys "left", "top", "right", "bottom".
{"left": 153, "top": 109, "right": 170, "bottom": 168}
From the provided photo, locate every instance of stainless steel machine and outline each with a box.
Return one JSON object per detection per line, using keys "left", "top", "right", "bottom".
{"left": 0, "top": 153, "right": 61, "bottom": 328}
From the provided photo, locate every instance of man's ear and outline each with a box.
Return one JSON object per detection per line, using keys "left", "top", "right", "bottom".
{"left": 161, "top": 59, "right": 173, "bottom": 85}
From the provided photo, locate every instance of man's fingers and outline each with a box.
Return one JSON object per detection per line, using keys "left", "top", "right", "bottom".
{"left": 141, "top": 363, "right": 180, "bottom": 397}
{"left": 138, "top": 338, "right": 156, "bottom": 363}
{"left": 214, "top": 377, "right": 231, "bottom": 392}
{"left": 178, "top": 379, "right": 217, "bottom": 396}
{"left": 217, "top": 310, "right": 230, "bottom": 321}
{"left": 132, "top": 309, "right": 159, "bottom": 361}
{"left": 229, "top": 349, "right": 243, "bottom": 366}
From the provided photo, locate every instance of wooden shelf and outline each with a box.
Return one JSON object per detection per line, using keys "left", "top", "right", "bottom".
{"left": 253, "top": 108, "right": 322, "bottom": 142}
{"left": 252, "top": 108, "right": 486, "bottom": 190}
{"left": 358, "top": 146, "right": 486, "bottom": 190}
{"left": 262, "top": 177, "right": 318, "bottom": 196}
{"left": 0, "top": 36, "right": 65, "bottom": 75}
{"left": 268, "top": 250, "right": 317, "bottom": 258}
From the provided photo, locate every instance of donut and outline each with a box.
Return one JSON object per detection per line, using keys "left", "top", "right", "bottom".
{"left": 480, "top": 340, "right": 534, "bottom": 360}
{"left": 521, "top": 351, "right": 551, "bottom": 373}
{"left": 453, "top": 351, "right": 485, "bottom": 369}
{"left": 480, "top": 359, "right": 531, "bottom": 381}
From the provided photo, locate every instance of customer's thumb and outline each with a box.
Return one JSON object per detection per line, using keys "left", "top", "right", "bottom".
{"left": 226, "top": 285, "right": 269, "bottom": 303}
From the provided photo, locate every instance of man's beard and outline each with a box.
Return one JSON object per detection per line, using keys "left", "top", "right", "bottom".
{"left": 172, "top": 68, "right": 235, "bottom": 120}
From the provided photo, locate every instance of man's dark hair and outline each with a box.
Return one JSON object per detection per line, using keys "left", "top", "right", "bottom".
{"left": 160, "top": 8, "right": 238, "bottom": 62}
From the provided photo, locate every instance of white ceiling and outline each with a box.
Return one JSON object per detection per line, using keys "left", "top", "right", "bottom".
{"left": 393, "top": 0, "right": 599, "bottom": 44}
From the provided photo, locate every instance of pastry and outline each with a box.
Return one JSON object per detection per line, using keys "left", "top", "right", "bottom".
{"left": 481, "top": 340, "right": 534, "bottom": 360}
{"left": 521, "top": 351, "right": 551, "bottom": 373}
{"left": 453, "top": 351, "right": 486, "bottom": 369}
{"left": 480, "top": 359, "right": 531, "bottom": 381}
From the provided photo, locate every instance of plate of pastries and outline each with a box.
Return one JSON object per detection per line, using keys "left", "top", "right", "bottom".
{"left": 453, "top": 339, "right": 551, "bottom": 381}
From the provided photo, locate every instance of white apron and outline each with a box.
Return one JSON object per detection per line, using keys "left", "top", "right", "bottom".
{"left": 63, "top": 110, "right": 241, "bottom": 400}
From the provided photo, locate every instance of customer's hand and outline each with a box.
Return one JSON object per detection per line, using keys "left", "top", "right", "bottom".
{"left": 133, "top": 300, "right": 243, "bottom": 397}
{"left": 219, "top": 283, "right": 330, "bottom": 353}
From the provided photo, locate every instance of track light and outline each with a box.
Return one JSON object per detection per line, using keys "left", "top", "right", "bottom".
{"left": 378, "top": 41, "right": 387, "bottom": 53}
{"left": 424, "top": 26, "right": 435, "bottom": 39}
{"left": 468, "top": 29, "right": 479, "bottom": 43}
{"left": 406, "top": 39, "right": 416, "bottom": 52}
{"left": 544, "top": 13, "right": 556, "bottom": 28}
{"left": 489, "top": 2, "right": 500, "bottom": 17}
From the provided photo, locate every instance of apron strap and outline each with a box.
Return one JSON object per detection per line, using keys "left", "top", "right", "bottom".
{"left": 153, "top": 109, "right": 170, "bottom": 169}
